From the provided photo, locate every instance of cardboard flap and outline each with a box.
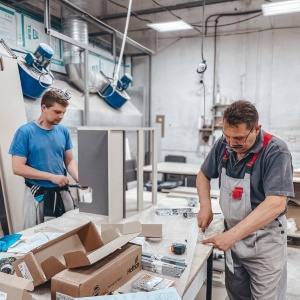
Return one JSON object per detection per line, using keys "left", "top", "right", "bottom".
{"left": 101, "top": 227, "right": 121, "bottom": 244}
{"left": 31, "top": 222, "right": 91, "bottom": 253}
{"left": 64, "top": 251, "right": 91, "bottom": 268}
{"left": 65, "top": 231, "right": 141, "bottom": 268}
{"left": 77, "top": 222, "right": 103, "bottom": 252}
{"left": 140, "top": 224, "right": 162, "bottom": 238}
{"left": 13, "top": 252, "right": 45, "bottom": 286}
{"left": 101, "top": 223, "right": 162, "bottom": 238}
{"left": 41, "top": 256, "right": 66, "bottom": 280}
{"left": 87, "top": 233, "right": 140, "bottom": 265}
{"left": 120, "top": 221, "right": 142, "bottom": 234}
{"left": 0, "top": 272, "right": 34, "bottom": 291}
{"left": 101, "top": 221, "right": 142, "bottom": 235}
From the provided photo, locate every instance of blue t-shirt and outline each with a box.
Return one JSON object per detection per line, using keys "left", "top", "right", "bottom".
{"left": 9, "top": 121, "right": 73, "bottom": 188}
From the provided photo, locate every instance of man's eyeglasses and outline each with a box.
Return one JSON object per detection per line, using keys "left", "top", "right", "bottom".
{"left": 222, "top": 126, "right": 255, "bottom": 149}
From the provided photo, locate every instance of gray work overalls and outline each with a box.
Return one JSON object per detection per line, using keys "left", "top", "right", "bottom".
{"left": 219, "top": 133, "right": 287, "bottom": 300}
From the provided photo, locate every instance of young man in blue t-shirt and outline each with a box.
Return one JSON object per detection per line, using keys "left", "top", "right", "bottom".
{"left": 9, "top": 89, "right": 78, "bottom": 229}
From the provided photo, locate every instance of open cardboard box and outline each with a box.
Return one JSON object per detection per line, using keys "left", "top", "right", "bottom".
{"left": 51, "top": 243, "right": 142, "bottom": 299}
{"left": 13, "top": 221, "right": 102, "bottom": 286}
{"left": 64, "top": 222, "right": 162, "bottom": 269}
{"left": 0, "top": 272, "right": 33, "bottom": 300}
{"left": 13, "top": 220, "right": 161, "bottom": 286}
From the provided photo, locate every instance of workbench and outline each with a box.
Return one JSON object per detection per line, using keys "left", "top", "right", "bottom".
{"left": 143, "top": 162, "right": 200, "bottom": 187}
{"left": 143, "top": 162, "right": 200, "bottom": 176}
{"left": 6, "top": 190, "right": 221, "bottom": 300}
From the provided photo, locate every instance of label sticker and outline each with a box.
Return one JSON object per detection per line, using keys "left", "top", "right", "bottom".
{"left": 18, "top": 262, "right": 33, "bottom": 281}
{"left": 0, "top": 291, "right": 7, "bottom": 300}
{"left": 56, "top": 292, "right": 74, "bottom": 300}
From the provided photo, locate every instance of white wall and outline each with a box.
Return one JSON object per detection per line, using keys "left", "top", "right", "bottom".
{"left": 150, "top": 11, "right": 300, "bottom": 167}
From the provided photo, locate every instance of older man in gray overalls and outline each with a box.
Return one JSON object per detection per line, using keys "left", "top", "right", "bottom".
{"left": 197, "top": 100, "right": 294, "bottom": 300}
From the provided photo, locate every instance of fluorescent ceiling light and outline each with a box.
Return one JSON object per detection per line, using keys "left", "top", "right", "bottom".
{"left": 147, "top": 20, "right": 193, "bottom": 32}
{"left": 262, "top": 0, "right": 300, "bottom": 16}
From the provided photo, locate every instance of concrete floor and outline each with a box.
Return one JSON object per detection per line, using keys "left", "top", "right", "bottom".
{"left": 195, "top": 246, "right": 300, "bottom": 300}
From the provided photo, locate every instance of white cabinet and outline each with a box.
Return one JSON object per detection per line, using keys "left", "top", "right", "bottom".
{"left": 77, "top": 127, "right": 157, "bottom": 223}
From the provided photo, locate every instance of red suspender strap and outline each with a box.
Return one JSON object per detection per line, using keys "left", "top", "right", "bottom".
{"left": 223, "top": 149, "right": 229, "bottom": 160}
{"left": 246, "top": 133, "right": 273, "bottom": 167}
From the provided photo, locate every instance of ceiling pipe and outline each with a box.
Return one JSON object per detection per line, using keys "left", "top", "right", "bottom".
{"left": 100, "top": 0, "right": 239, "bottom": 21}
{"left": 52, "top": 0, "right": 155, "bottom": 55}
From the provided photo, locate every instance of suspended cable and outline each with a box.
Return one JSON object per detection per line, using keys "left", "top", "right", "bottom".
{"left": 107, "top": 0, "right": 153, "bottom": 23}
{"left": 151, "top": 0, "right": 202, "bottom": 34}
{"left": 204, "top": 13, "right": 262, "bottom": 28}
{"left": 113, "top": 0, "right": 132, "bottom": 86}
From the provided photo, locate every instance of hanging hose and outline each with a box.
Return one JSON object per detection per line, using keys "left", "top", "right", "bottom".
{"left": 113, "top": 0, "right": 133, "bottom": 87}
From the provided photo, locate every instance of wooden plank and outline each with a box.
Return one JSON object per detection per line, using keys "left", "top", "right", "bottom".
{"left": 151, "top": 129, "right": 157, "bottom": 205}
{"left": 0, "top": 57, "right": 28, "bottom": 233}
{"left": 163, "top": 186, "right": 220, "bottom": 199}
{"left": 137, "top": 129, "right": 144, "bottom": 211}
{"left": 167, "top": 192, "right": 198, "bottom": 199}
{"left": 162, "top": 186, "right": 198, "bottom": 195}
{"left": 108, "top": 130, "right": 123, "bottom": 223}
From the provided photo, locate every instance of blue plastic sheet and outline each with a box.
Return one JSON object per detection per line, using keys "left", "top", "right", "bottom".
{"left": 0, "top": 234, "right": 22, "bottom": 252}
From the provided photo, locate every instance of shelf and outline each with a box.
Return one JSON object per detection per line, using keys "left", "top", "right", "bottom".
{"left": 213, "top": 104, "right": 230, "bottom": 108}
{"left": 199, "top": 128, "right": 213, "bottom": 132}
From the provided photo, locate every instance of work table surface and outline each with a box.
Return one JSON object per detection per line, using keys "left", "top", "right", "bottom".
{"left": 7, "top": 190, "right": 221, "bottom": 299}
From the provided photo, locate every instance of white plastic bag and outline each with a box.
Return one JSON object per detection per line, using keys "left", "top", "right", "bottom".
{"left": 286, "top": 218, "right": 297, "bottom": 234}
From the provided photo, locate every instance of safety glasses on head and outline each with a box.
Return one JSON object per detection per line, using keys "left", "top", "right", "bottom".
{"left": 49, "top": 88, "right": 71, "bottom": 101}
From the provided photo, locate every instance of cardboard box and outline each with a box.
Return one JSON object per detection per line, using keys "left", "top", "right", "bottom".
{"left": 13, "top": 222, "right": 103, "bottom": 286}
{"left": 13, "top": 222, "right": 102, "bottom": 286}
{"left": 51, "top": 243, "right": 141, "bottom": 299}
{"left": 0, "top": 272, "right": 33, "bottom": 300}
{"left": 64, "top": 221, "right": 144, "bottom": 269}
{"left": 13, "top": 221, "right": 145, "bottom": 286}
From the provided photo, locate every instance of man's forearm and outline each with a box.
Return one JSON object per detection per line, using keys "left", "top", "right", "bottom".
{"left": 229, "top": 195, "right": 287, "bottom": 242}
{"left": 196, "top": 171, "right": 212, "bottom": 208}
{"left": 66, "top": 159, "right": 78, "bottom": 183}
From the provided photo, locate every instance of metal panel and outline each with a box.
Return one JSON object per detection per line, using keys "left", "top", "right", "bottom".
{"left": 78, "top": 130, "right": 109, "bottom": 215}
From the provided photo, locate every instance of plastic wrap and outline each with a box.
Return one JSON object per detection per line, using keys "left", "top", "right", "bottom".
{"left": 116, "top": 197, "right": 201, "bottom": 297}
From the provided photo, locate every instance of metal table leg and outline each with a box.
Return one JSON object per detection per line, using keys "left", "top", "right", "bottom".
{"left": 206, "top": 251, "right": 213, "bottom": 300}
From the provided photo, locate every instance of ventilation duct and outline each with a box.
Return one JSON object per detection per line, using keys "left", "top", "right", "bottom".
{"left": 61, "top": 0, "right": 106, "bottom": 93}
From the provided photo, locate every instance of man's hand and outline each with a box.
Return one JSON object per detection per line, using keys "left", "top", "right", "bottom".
{"left": 197, "top": 206, "right": 213, "bottom": 232}
{"left": 50, "top": 174, "right": 69, "bottom": 187}
{"left": 202, "top": 231, "right": 236, "bottom": 251}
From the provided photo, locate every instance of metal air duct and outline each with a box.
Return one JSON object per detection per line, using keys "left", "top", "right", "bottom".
{"left": 61, "top": 0, "right": 106, "bottom": 93}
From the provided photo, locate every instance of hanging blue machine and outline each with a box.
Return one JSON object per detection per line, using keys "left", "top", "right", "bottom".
{"left": 101, "top": 73, "right": 133, "bottom": 109}
{"left": 18, "top": 43, "right": 54, "bottom": 99}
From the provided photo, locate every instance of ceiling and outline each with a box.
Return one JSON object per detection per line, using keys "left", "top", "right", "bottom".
{"left": 0, "top": 0, "right": 269, "bottom": 55}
